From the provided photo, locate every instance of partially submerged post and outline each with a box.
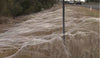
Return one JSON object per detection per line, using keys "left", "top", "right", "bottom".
{"left": 90, "top": 6, "right": 92, "bottom": 11}
{"left": 62, "top": 0, "right": 66, "bottom": 44}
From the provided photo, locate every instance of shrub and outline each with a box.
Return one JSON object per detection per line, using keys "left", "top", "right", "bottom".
{"left": 0, "top": 0, "right": 57, "bottom": 17}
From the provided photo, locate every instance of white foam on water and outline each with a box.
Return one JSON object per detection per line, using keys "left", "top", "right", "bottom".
{"left": 0, "top": 6, "right": 99, "bottom": 58}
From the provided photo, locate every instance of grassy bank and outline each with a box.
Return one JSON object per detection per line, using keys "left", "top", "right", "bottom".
{"left": 68, "top": 5, "right": 100, "bottom": 18}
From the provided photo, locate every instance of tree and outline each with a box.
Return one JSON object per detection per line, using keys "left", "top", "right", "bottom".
{"left": 0, "top": 0, "right": 57, "bottom": 17}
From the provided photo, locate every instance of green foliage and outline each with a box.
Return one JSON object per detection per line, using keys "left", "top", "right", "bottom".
{"left": 0, "top": 0, "right": 57, "bottom": 17}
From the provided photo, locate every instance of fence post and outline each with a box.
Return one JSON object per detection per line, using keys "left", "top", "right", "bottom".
{"left": 62, "top": 0, "right": 66, "bottom": 44}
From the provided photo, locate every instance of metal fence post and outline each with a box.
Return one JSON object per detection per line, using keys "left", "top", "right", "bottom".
{"left": 62, "top": 0, "right": 66, "bottom": 44}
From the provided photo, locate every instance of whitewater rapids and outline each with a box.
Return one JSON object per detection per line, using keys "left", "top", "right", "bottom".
{"left": 0, "top": 5, "right": 99, "bottom": 58}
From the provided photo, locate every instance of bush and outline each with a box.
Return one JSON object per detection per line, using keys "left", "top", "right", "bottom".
{"left": 0, "top": 0, "right": 57, "bottom": 17}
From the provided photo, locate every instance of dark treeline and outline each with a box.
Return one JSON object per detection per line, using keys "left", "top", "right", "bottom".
{"left": 0, "top": 0, "right": 57, "bottom": 17}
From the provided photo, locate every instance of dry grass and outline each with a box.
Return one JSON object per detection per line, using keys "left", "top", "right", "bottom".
{"left": 66, "top": 5, "right": 100, "bottom": 18}
{"left": 74, "top": 5, "right": 100, "bottom": 17}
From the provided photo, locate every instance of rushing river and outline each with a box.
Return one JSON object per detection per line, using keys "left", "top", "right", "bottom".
{"left": 0, "top": 5, "right": 99, "bottom": 58}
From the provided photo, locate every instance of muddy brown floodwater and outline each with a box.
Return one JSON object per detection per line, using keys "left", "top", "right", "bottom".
{"left": 0, "top": 4, "right": 99, "bottom": 58}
